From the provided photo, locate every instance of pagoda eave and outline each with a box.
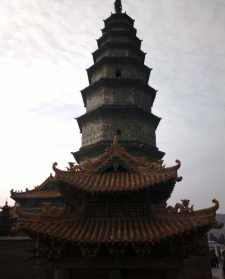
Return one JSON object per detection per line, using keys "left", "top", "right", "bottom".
{"left": 104, "top": 13, "right": 135, "bottom": 26}
{"left": 72, "top": 141, "right": 165, "bottom": 163}
{"left": 81, "top": 78, "right": 156, "bottom": 95}
{"left": 101, "top": 24, "right": 137, "bottom": 35}
{"left": 92, "top": 42, "right": 146, "bottom": 64}
{"left": 87, "top": 57, "right": 151, "bottom": 84}
{"left": 97, "top": 31, "right": 142, "bottom": 48}
{"left": 81, "top": 78, "right": 157, "bottom": 107}
{"left": 102, "top": 27, "right": 137, "bottom": 37}
{"left": 76, "top": 105, "right": 161, "bottom": 133}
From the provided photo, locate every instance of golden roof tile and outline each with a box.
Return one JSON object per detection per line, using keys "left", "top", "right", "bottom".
{"left": 52, "top": 138, "right": 182, "bottom": 193}
{"left": 17, "top": 200, "right": 220, "bottom": 244}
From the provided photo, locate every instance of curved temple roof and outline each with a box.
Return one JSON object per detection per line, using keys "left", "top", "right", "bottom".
{"left": 10, "top": 175, "right": 60, "bottom": 200}
{"left": 53, "top": 137, "right": 182, "bottom": 193}
{"left": 17, "top": 200, "right": 220, "bottom": 244}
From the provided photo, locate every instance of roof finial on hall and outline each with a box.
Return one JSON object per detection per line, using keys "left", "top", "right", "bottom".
{"left": 114, "top": 0, "right": 122, "bottom": 14}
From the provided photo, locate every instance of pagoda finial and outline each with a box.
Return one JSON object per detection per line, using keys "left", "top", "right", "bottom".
{"left": 114, "top": 0, "right": 122, "bottom": 14}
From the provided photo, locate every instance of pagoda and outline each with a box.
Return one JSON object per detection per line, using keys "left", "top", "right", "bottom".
{"left": 73, "top": 0, "right": 164, "bottom": 163}
{"left": 16, "top": 1, "right": 220, "bottom": 279}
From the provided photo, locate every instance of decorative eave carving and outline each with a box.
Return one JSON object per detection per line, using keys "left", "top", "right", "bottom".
{"left": 167, "top": 199, "right": 220, "bottom": 218}
{"left": 73, "top": 140, "right": 165, "bottom": 164}
{"left": 52, "top": 138, "right": 181, "bottom": 193}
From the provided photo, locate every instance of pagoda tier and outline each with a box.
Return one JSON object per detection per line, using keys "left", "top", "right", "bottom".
{"left": 93, "top": 43, "right": 146, "bottom": 64}
{"left": 97, "top": 30, "right": 142, "bottom": 49}
{"left": 74, "top": 10, "right": 164, "bottom": 163}
{"left": 80, "top": 79, "right": 157, "bottom": 112}
{"left": 76, "top": 106, "right": 160, "bottom": 148}
{"left": 87, "top": 57, "right": 151, "bottom": 84}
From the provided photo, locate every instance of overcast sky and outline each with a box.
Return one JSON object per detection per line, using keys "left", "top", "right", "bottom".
{"left": 0, "top": 0, "right": 224, "bottom": 212}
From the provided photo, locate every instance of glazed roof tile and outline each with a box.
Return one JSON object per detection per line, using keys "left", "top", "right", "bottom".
{"left": 11, "top": 175, "right": 61, "bottom": 200}
{"left": 54, "top": 170, "right": 178, "bottom": 193}
{"left": 53, "top": 138, "right": 181, "bottom": 193}
{"left": 18, "top": 200, "right": 219, "bottom": 244}
{"left": 11, "top": 191, "right": 61, "bottom": 199}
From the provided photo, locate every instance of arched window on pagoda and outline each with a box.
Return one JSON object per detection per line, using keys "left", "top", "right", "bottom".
{"left": 115, "top": 69, "right": 122, "bottom": 78}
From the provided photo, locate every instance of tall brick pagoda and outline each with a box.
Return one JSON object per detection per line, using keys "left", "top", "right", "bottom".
{"left": 74, "top": 0, "right": 164, "bottom": 163}
{"left": 16, "top": 1, "right": 220, "bottom": 279}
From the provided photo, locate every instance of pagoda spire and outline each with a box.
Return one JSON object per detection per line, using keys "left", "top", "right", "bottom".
{"left": 74, "top": 0, "right": 165, "bottom": 163}
{"left": 114, "top": 0, "right": 122, "bottom": 14}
